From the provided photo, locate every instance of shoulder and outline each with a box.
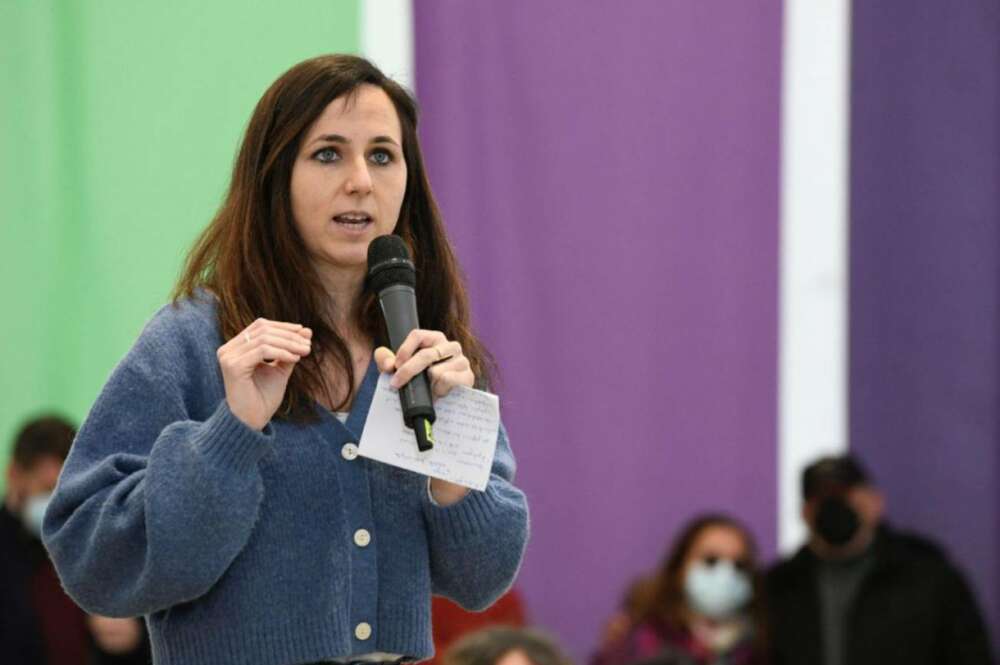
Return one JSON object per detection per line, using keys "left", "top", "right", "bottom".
{"left": 144, "top": 290, "right": 219, "bottom": 340}
{"left": 78, "top": 290, "right": 228, "bottom": 423}
{"left": 766, "top": 547, "right": 813, "bottom": 586}
{"left": 109, "top": 291, "right": 223, "bottom": 402}
{"left": 134, "top": 290, "right": 221, "bottom": 359}
{"left": 886, "top": 527, "right": 945, "bottom": 555}
{"left": 765, "top": 548, "right": 821, "bottom": 610}
{"left": 876, "top": 526, "right": 977, "bottom": 594}
{"left": 880, "top": 526, "right": 951, "bottom": 568}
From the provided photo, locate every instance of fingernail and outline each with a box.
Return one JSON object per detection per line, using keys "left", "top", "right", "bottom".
{"left": 390, "top": 375, "right": 401, "bottom": 388}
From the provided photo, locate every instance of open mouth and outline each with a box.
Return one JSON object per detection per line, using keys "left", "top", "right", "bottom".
{"left": 333, "top": 212, "right": 373, "bottom": 228}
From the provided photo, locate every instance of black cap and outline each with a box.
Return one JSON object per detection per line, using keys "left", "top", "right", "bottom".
{"left": 801, "top": 455, "right": 871, "bottom": 501}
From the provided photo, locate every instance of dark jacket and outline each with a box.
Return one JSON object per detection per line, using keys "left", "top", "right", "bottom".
{"left": 766, "top": 525, "right": 993, "bottom": 665}
{"left": 0, "top": 505, "right": 151, "bottom": 665}
{"left": 0, "top": 505, "right": 49, "bottom": 664}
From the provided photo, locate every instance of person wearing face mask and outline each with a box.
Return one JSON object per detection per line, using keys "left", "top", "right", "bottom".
{"left": 766, "top": 455, "right": 993, "bottom": 665}
{"left": 592, "top": 515, "right": 768, "bottom": 665}
{"left": 0, "top": 415, "right": 152, "bottom": 665}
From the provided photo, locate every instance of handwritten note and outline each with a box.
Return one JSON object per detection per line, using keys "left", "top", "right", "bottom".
{"left": 358, "top": 374, "right": 500, "bottom": 491}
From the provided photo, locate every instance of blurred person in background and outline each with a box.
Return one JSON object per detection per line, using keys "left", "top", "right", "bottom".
{"left": 443, "top": 626, "right": 572, "bottom": 665}
{"left": 597, "top": 576, "right": 657, "bottom": 650}
{"left": 0, "top": 415, "right": 150, "bottom": 665}
{"left": 430, "top": 589, "right": 528, "bottom": 665}
{"left": 766, "top": 455, "right": 993, "bottom": 665}
{"left": 592, "top": 514, "right": 767, "bottom": 665}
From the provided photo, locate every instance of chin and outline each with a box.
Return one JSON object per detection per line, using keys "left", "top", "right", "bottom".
{"left": 324, "top": 250, "right": 368, "bottom": 272}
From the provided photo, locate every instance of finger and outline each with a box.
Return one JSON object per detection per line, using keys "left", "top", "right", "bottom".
{"left": 430, "top": 369, "right": 475, "bottom": 399}
{"left": 428, "top": 356, "right": 472, "bottom": 385}
{"left": 243, "top": 321, "right": 311, "bottom": 349}
{"left": 394, "top": 329, "right": 448, "bottom": 367}
{"left": 218, "top": 333, "right": 309, "bottom": 370}
{"left": 374, "top": 347, "right": 397, "bottom": 372}
{"left": 236, "top": 344, "right": 301, "bottom": 369}
{"left": 218, "top": 323, "right": 311, "bottom": 356}
{"left": 390, "top": 346, "right": 441, "bottom": 388}
{"left": 247, "top": 318, "right": 305, "bottom": 334}
{"left": 391, "top": 341, "right": 462, "bottom": 388}
{"left": 430, "top": 340, "right": 463, "bottom": 365}
{"left": 246, "top": 325, "right": 313, "bottom": 346}
{"left": 253, "top": 335, "right": 309, "bottom": 365}
{"left": 219, "top": 343, "right": 300, "bottom": 375}
{"left": 427, "top": 353, "right": 471, "bottom": 376}
{"left": 253, "top": 332, "right": 311, "bottom": 355}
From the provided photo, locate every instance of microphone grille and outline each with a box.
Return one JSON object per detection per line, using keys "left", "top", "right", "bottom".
{"left": 367, "top": 235, "right": 416, "bottom": 292}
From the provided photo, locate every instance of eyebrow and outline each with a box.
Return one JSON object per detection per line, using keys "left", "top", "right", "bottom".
{"left": 309, "top": 134, "right": 400, "bottom": 147}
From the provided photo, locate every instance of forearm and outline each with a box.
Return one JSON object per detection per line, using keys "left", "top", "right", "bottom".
{"left": 425, "top": 480, "right": 529, "bottom": 609}
{"left": 44, "top": 401, "right": 271, "bottom": 616}
{"left": 424, "top": 420, "right": 529, "bottom": 610}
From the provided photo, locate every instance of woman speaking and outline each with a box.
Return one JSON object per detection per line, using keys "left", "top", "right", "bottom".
{"left": 42, "top": 54, "right": 529, "bottom": 665}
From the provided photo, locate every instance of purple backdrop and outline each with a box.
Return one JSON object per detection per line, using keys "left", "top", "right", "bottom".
{"left": 415, "top": 2, "right": 782, "bottom": 657}
{"left": 849, "top": 0, "right": 1000, "bottom": 649}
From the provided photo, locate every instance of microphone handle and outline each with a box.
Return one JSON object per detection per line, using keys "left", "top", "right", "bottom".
{"left": 377, "top": 285, "right": 436, "bottom": 450}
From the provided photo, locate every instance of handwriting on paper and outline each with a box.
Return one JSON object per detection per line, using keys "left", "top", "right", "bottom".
{"left": 358, "top": 374, "right": 499, "bottom": 491}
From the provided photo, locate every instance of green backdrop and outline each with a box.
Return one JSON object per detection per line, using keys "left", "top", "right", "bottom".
{"left": 0, "top": 1, "right": 361, "bottom": 489}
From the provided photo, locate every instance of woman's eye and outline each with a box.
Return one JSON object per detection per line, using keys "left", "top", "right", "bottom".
{"left": 369, "top": 149, "right": 392, "bottom": 166}
{"left": 313, "top": 147, "right": 339, "bottom": 163}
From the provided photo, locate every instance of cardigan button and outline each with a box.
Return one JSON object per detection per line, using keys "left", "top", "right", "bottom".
{"left": 355, "top": 622, "right": 372, "bottom": 641}
{"left": 341, "top": 443, "right": 359, "bottom": 460}
{"left": 353, "top": 529, "right": 371, "bottom": 547}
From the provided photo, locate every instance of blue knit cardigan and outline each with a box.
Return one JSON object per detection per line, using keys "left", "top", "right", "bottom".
{"left": 42, "top": 294, "right": 529, "bottom": 665}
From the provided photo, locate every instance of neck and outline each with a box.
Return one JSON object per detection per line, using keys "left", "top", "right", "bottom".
{"left": 686, "top": 611, "right": 742, "bottom": 630}
{"left": 316, "top": 264, "right": 366, "bottom": 334}
{"left": 688, "top": 614, "right": 748, "bottom": 653}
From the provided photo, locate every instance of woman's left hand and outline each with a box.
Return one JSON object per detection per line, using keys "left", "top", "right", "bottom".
{"left": 374, "top": 329, "right": 474, "bottom": 399}
{"left": 374, "top": 330, "right": 474, "bottom": 507}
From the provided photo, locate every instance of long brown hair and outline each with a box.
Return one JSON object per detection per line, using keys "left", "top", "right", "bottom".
{"left": 174, "top": 54, "right": 493, "bottom": 418}
{"left": 636, "top": 514, "right": 768, "bottom": 656}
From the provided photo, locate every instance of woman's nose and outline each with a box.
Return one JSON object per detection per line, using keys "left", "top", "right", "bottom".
{"left": 344, "top": 157, "right": 373, "bottom": 195}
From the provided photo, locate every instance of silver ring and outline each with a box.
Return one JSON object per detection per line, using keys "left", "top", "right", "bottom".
{"left": 432, "top": 347, "right": 454, "bottom": 365}
{"left": 244, "top": 332, "right": 251, "bottom": 344}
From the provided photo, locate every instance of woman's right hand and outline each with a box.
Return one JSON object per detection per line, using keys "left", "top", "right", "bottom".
{"left": 217, "top": 318, "right": 312, "bottom": 430}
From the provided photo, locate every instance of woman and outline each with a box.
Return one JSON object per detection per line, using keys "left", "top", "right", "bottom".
{"left": 41, "top": 54, "right": 529, "bottom": 665}
{"left": 592, "top": 515, "right": 767, "bottom": 665}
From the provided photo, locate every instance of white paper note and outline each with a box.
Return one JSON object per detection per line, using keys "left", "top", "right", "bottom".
{"left": 358, "top": 374, "right": 500, "bottom": 491}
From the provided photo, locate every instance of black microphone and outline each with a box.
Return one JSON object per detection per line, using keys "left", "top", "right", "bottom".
{"left": 366, "top": 235, "right": 435, "bottom": 452}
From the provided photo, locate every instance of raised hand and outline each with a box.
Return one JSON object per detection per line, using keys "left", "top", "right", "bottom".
{"left": 217, "top": 318, "right": 312, "bottom": 430}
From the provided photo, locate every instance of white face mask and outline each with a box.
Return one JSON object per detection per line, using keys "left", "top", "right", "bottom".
{"left": 684, "top": 559, "right": 752, "bottom": 619}
{"left": 21, "top": 492, "right": 53, "bottom": 538}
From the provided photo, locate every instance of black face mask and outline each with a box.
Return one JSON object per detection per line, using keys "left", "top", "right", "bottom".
{"left": 815, "top": 496, "right": 860, "bottom": 546}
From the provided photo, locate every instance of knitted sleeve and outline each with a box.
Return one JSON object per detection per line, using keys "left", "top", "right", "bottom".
{"left": 421, "top": 422, "right": 529, "bottom": 610}
{"left": 41, "top": 303, "right": 272, "bottom": 617}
